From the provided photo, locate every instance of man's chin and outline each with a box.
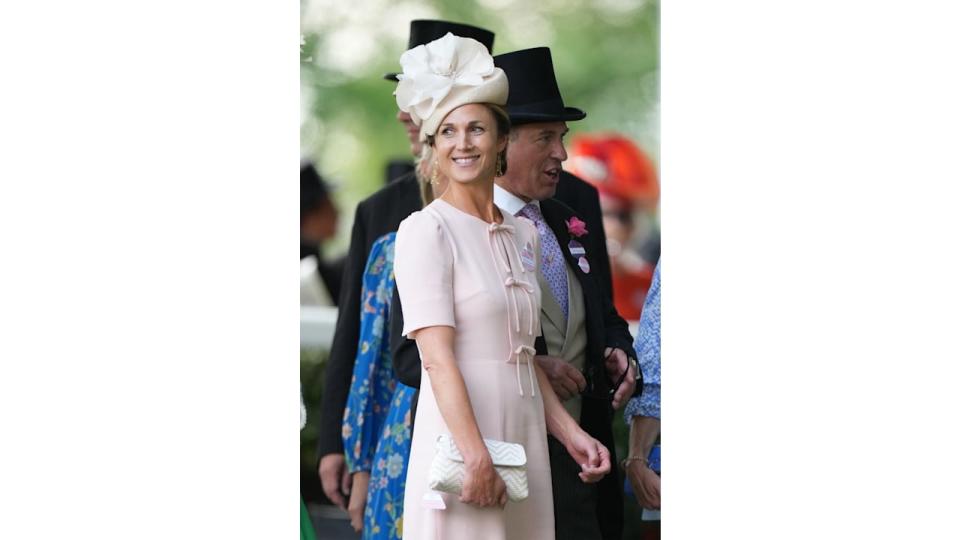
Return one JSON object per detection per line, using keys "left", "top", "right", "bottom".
{"left": 539, "top": 182, "right": 559, "bottom": 200}
{"left": 535, "top": 189, "right": 557, "bottom": 201}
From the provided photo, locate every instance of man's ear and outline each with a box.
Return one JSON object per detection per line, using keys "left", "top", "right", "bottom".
{"left": 497, "top": 135, "right": 508, "bottom": 154}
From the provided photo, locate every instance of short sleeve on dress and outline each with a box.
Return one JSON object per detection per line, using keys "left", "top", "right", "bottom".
{"left": 395, "top": 210, "right": 456, "bottom": 336}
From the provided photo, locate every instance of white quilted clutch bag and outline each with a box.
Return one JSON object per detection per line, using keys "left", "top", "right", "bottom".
{"left": 428, "top": 434, "right": 529, "bottom": 502}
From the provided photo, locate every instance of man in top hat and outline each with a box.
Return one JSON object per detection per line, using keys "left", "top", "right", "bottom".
{"left": 490, "top": 47, "right": 640, "bottom": 540}
{"left": 315, "top": 19, "right": 497, "bottom": 513}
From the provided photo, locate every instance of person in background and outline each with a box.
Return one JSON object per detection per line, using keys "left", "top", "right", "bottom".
{"left": 341, "top": 232, "right": 412, "bottom": 537}
{"left": 623, "top": 261, "right": 661, "bottom": 539}
{"left": 300, "top": 161, "right": 343, "bottom": 306}
{"left": 340, "top": 150, "right": 449, "bottom": 538}
{"left": 315, "top": 17, "right": 497, "bottom": 520}
{"left": 564, "top": 134, "right": 659, "bottom": 320}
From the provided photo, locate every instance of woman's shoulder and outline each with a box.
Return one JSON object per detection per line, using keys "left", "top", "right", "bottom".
{"left": 396, "top": 203, "right": 456, "bottom": 261}
{"left": 397, "top": 205, "right": 441, "bottom": 237}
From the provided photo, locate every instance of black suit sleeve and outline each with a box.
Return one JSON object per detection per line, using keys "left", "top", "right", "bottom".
{"left": 389, "top": 287, "right": 421, "bottom": 389}
{"left": 587, "top": 213, "right": 639, "bottom": 393}
{"left": 577, "top": 181, "right": 614, "bottom": 304}
{"left": 316, "top": 202, "right": 368, "bottom": 458}
{"left": 601, "top": 282, "right": 641, "bottom": 396}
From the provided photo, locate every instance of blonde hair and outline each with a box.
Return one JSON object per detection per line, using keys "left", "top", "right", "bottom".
{"left": 416, "top": 145, "right": 439, "bottom": 206}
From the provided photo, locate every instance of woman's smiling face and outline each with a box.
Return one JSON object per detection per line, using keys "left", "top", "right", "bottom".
{"left": 433, "top": 103, "right": 507, "bottom": 185}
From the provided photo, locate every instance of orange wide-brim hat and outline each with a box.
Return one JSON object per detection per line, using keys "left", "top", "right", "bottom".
{"left": 564, "top": 133, "right": 659, "bottom": 208}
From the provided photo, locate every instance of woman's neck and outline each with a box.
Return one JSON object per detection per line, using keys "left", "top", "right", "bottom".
{"left": 440, "top": 178, "right": 501, "bottom": 224}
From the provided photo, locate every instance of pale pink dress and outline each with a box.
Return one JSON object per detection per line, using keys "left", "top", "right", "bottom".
{"left": 394, "top": 198, "right": 555, "bottom": 540}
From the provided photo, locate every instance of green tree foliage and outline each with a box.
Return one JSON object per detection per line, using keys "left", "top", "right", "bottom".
{"left": 301, "top": 0, "right": 659, "bottom": 254}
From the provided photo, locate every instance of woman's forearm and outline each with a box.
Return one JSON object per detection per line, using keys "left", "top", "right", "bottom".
{"left": 428, "top": 359, "right": 489, "bottom": 463}
{"left": 416, "top": 327, "right": 490, "bottom": 465}
{"left": 628, "top": 415, "right": 660, "bottom": 459}
{"left": 534, "top": 363, "right": 580, "bottom": 446}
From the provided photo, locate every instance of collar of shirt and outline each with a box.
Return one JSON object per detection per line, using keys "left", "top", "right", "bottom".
{"left": 493, "top": 183, "right": 539, "bottom": 217}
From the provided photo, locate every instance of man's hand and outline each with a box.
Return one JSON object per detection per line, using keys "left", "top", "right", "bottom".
{"left": 626, "top": 460, "right": 660, "bottom": 510}
{"left": 535, "top": 355, "right": 586, "bottom": 401}
{"left": 604, "top": 347, "right": 635, "bottom": 409}
{"left": 347, "top": 471, "right": 369, "bottom": 532}
{"left": 318, "top": 453, "right": 352, "bottom": 510}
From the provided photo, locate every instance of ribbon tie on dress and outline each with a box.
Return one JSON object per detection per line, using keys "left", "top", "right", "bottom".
{"left": 511, "top": 345, "right": 538, "bottom": 397}
{"left": 486, "top": 220, "right": 539, "bottom": 397}
{"left": 504, "top": 276, "right": 536, "bottom": 335}
{"left": 486, "top": 222, "right": 516, "bottom": 273}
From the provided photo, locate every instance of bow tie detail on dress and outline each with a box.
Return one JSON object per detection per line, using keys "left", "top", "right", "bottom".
{"left": 512, "top": 345, "right": 538, "bottom": 397}
{"left": 486, "top": 219, "right": 539, "bottom": 397}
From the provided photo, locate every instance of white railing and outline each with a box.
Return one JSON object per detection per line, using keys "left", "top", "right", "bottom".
{"left": 300, "top": 305, "right": 338, "bottom": 349}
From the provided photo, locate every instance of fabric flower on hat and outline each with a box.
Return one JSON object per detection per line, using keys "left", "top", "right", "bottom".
{"left": 394, "top": 32, "right": 508, "bottom": 141}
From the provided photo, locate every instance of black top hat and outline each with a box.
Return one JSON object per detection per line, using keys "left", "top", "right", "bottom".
{"left": 383, "top": 20, "right": 495, "bottom": 81}
{"left": 493, "top": 47, "right": 586, "bottom": 125}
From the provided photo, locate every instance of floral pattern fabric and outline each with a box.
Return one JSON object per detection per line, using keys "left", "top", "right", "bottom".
{"left": 625, "top": 261, "right": 661, "bottom": 422}
{"left": 341, "top": 233, "right": 414, "bottom": 539}
{"left": 364, "top": 383, "right": 414, "bottom": 539}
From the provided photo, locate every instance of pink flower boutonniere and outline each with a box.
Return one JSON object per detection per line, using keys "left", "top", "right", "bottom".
{"left": 566, "top": 216, "right": 588, "bottom": 237}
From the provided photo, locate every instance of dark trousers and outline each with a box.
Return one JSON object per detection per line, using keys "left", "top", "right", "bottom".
{"left": 548, "top": 435, "right": 602, "bottom": 540}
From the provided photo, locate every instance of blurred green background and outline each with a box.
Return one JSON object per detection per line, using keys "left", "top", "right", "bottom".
{"left": 300, "top": 0, "right": 659, "bottom": 256}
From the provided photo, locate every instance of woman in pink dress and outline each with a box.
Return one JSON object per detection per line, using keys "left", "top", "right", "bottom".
{"left": 392, "top": 33, "right": 612, "bottom": 540}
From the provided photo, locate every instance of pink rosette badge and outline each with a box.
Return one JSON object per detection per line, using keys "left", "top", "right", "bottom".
{"left": 565, "top": 216, "right": 588, "bottom": 238}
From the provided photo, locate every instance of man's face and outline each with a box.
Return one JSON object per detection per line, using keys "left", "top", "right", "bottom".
{"left": 499, "top": 122, "right": 569, "bottom": 201}
{"left": 397, "top": 110, "right": 423, "bottom": 157}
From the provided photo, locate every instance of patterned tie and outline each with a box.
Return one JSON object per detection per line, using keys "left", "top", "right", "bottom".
{"left": 517, "top": 203, "right": 569, "bottom": 320}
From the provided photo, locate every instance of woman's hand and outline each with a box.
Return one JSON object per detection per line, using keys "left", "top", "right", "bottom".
{"left": 347, "top": 471, "right": 369, "bottom": 532}
{"left": 564, "top": 429, "right": 611, "bottom": 484}
{"left": 459, "top": 455, "right": 508, "bottom": 508}
{"left": 626, "top": 460, "right": 660, "bottom": 510}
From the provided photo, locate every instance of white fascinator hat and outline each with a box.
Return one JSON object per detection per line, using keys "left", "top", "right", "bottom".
{"left": 394, "top": 32, "right": 509, "bottom": 142}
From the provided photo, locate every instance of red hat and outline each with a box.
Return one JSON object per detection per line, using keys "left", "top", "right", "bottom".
{"left": 565, "top": 133, "right": 658, "bottom": 208}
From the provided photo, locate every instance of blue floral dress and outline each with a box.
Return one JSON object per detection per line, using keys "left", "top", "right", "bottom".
{"left": 342, "top": 233, "right": 415, "bottom": 540}
{"left": 624, "top": 261, "right": 661, "bottom": 422}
